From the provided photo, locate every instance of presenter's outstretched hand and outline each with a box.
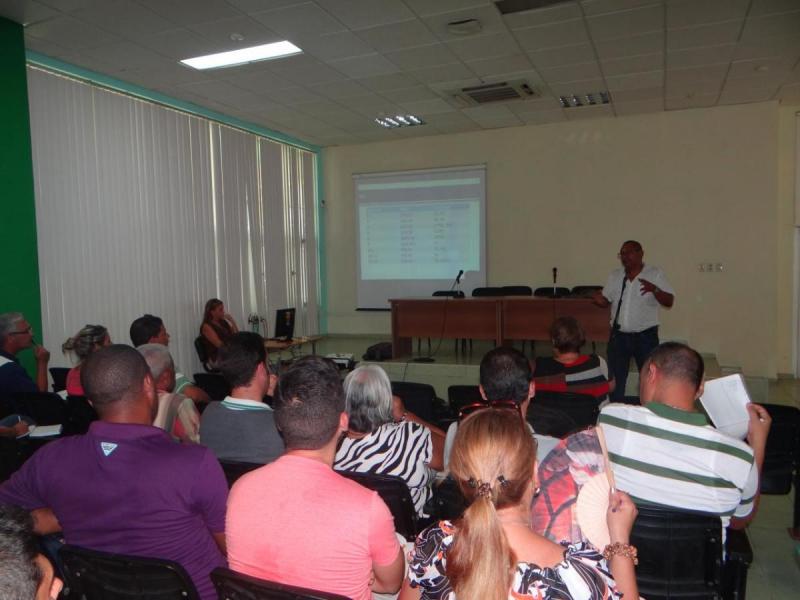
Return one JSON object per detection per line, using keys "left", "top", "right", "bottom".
{"left": 639, "top": 278, "right": 658, "bottom": 295}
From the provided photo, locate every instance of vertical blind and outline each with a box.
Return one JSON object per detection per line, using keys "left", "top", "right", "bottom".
{"left": 27, "top": 66, "right": 320, "bottom": 376}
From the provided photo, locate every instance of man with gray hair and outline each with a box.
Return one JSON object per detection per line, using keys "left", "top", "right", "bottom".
{"left": 137, "top": 344, "right": 200, "bottom": 444}
{"left": 0, "top": 312, "right": 50, "bottom": 396}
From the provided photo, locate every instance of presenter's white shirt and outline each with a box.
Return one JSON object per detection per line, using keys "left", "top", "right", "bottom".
{"left": 602, "top": 264, "right": 673, "bottom": 333}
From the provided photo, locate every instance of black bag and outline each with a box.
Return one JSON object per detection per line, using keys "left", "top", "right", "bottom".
{"left": 362, "top": 342, "right": 392, "bottom": 361}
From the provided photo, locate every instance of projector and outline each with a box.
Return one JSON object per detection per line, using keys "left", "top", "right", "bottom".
{"left": 326, "top": 353, "right": 355, "bottom": 370}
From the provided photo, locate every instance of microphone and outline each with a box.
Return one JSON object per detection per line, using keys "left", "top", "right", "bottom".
{"left": 456, "top": 269, "right": 464, "bottom": 284}
{"left": 552, "top": 267, "right": 558, "bottom": 284}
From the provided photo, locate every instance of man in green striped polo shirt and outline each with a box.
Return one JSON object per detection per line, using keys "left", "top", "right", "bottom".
{"left": 599, "top": 342, "right": 771, "bottom": 528}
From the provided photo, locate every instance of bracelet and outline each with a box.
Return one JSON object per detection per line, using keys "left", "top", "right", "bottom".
{"left": 603, "top": 542, "right": 638, "bottom": 565}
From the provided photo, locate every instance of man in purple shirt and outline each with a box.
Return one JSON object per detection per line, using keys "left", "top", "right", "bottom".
{"left": 0, "top": 345, "right": 227, "bottom": 600}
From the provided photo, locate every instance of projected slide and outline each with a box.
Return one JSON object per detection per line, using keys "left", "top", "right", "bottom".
{"left": 360, "top": 200, "right": 480, "bottom": 280}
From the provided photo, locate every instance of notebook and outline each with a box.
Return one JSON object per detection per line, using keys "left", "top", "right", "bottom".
{"left": 699, "top": 374, "right": 751, "bottom": 439}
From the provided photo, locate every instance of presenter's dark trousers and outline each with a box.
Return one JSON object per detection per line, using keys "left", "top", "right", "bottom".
{"left": 607, "top": 326, "right": 659, "bottom": 403}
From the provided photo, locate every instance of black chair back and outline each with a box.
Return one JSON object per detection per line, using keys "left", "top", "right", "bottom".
{"left": 391, "top": 381, "right": 437, "bottom": 423}
{"left": 49, "top": 367, "right": 70, "bottom": 393}
{"left": 526, "top": 403, "right": 578, "bottom": 439}
{"left": 59, "top": 544, "right": 199, "bottom": 600}
{"left": 211, "top": 567, "right": 350, "bottom": 600}
{"left": 630, "top": 505, "right": 723, "bottom": 600}
{"left": 194, "top": 373, "right": 231, "bottom": 402}
{"left": 570, "top": 285, "right": 603, "bottom": 298}
{"left": 760, "top": 403, "right": 800, "bottom": 495}
{"left": 194, "top": 336, "right": 212, "bottom": 372}
{"left": 5, "top": 392, "right": 68, "bottom": 425}
{"left": 534, "top": 286, "right": 571, "bottom": 298}
{"left": 432, "top": 290, "right": 464, "bottom": 298}
{"left": 336, "top": 470, "right": 418, "bottom": 539}
{"left": 447, "top": 385, "right": 482, "bottom": 415}
{"left": 471, "top": 286, "right": 503, "bottom": 297}
{"left": 220, "top": 460, "right": 263, "bottom": 488}
{"left": 531, "top": 391, "right": 599, "bottom": 434}
{"left": 64, "top": 395, "right": 98, "bottom": 435}
{"left": 0, "top": 436, "right": 28, "bottom": 482}
{"left": 428, "top": 475, "right": 468, "bottom": 522}
{"left": 501, "top": 285, "right": 532, "bottom": 296}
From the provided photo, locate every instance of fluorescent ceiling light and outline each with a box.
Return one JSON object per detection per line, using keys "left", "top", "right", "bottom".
{"left": 181, "top": 41, "right": 302, "bottom": 70}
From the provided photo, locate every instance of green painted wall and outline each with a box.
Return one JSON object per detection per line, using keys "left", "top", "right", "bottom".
{"left": 0, "top": 18, "right": 42, "bottom": 375}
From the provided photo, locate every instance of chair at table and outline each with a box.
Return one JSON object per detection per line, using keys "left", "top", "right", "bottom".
{"left": 532, "top": 391, "right": 600, "bottom": 434}
{"left": 5, "top": 392, "right": 68, "bottom": 425}
{"left": 759, "top": 403, "right": 800, "bottom": 537}
{"left": 193, "top": 373, "right": 231, "bottom": 402}
{"left": 219, "top": 459, "right": 263, "bottom": 488}
{"left": 525, "top": 403, "right": 578, "bottom": 439}
{"left": 211, "top": 567, "right": 350, "bottom": 600}
{"left": 64, "top": 395, "right": 97, "bottom": 435}
{"left": 501, "top": 285, "right": 532, "bottom": 296}
{"left": 336, "top": 470, "right": 418, "bottom": 539}
{"left": 391, "top": 381, "right": 437, "bottom": 424}
{"left": 533, "top": 286, "right": 570, "bottom": 298}
{"left": 630, "top": 504, "right": 751, "bottom": 600}
{"left": 570, "top": 285, "right": 603, "bottom": 298}
{"left": 471, "top": 286, "right": 503, "bottom": 297}
{"left": 194, "top": 336, "right": 213, "bottom": 372}
{"left": 447, "top": 385, "right": 482, "bottom": 416}
{"left": 49, "top": 367, "right": 70, "bottom": 393}
{"left": 59, "top": 544, "right": 199, "bottom": 600}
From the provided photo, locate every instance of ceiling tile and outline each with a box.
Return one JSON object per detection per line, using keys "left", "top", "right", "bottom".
{"left": 398, "top": 97, "right": 456, "bottom": 114}
{"left": 276, "top": 61, "right": 349, "bottom": 86}
{"left": 138, "top": 0, "right": 243, "bottom": 27}
{"left": 611, "top": 85, "right": 663, "bottom": 101}
{"left": 357, "top": 72, "right": 420, "bottom": 92}
{"left": 37, "top": 0, "right": 97, "bottom": 11}
{"left": 54, "top": 50, "right": 129, "bottom": 76}
{"left": 665, "top": 93, "right": 719, "bottom": 109}
{"left": 25, "top": 15, "right": 121, "bottom": 50}
{"left": 128, "top": 28, "right": 211, "bottom": 60}
{"left": 0, "top": 0, "right": 58, "bottom": 26}
{"left": 355, "top": 19, "right": 438, "bottom": 53}
{"left": 666, "top": 63, "right": 729, "bottom": 84}
{"left": 540, "top": 61, "right": 603, "bottom": 83}
{"left": 310, "top": 78, "right": 372, "bottom": 99}
{"left": 71, "top": 0, "right": 175, "bottom": 37}
{"left": 587, "top": 5, "right": 663, "bottom": 42}
{"left": 259, "top": 85, "right": 327, "bottom": 105}
{"left": 749, "top": 0, "right": 800, "bottom": 17}
{"left": 293, "top": 30, "right": 374, "bottom": 61}
{"left": 741, "top": 11, "right": 800, "bottom": 41}
{"left": 224, "top": 69, "right": 297, "bottom": 93}
{"left": 733, "top": 36, "right": 800, "bottom": 61}
{"left": 605, "top": 69, "right": 664, "bottom": 91}
{"left": 527, "top": 43, "right": 598, "bottom": 69}
{"left": 667, "top": 20, "right": 743, "bottom": 51}
{"left": 776, "top": 82, "right": 800, "bottom": 100}
{"left": 384, "top": 43, "right": 460, "bottom": 70}
{"left": 385, "top": 85, "right": 441, "bottom": 103}
{"left": 581, "top": 0, "right": 663, "bottom": 17}
{"left": 251, "top": 2, "right": 347, "bottom": 37}
{"left": 665, "top": 78, "right": 723, "bottom": 97}
{"left": 408, "top": 62, "right": 477, "bottom": 84}
{"left": 187, "top": 16, "right": 283, "bottom": 49}
{"left": 564, "top": 103, "right": 614, "bottom": 119}
{"left": 718, "top": 83, "right": 779, "bottom": 104}
{"left": 329, "top": 53, "right": 399, "bottom": 78}
{"left": 507, "top": 96, "right": 565, "bottom": 114}
{"left": 666, "top": 44, "right": 735, "bottom": 70}
{"left": 316, "top": 0, "right": 414, "bottom": 30}
{"left": 548, "top": 78, "right": 607, "bottom": 95}
{"left": 467, "top": 54, "right": 534, "bottom": 77}
{"left": 24, "top": 35, "right": 69, "bottom": 57}
{"left": 403, "top": 0, "right": 492, "bottom": 19}
{"left": 601, "top": 52, "right": 663, "bottom": 76}
{"left": 666, "top": 0, "right": 750, "bottom": 30}
{"left": 594, "top": 31, "right": 663, "bottom": 59}
{"left": 518, "top": 108, "right": 566, "bottom": 124}
{"left": 122, "top": 62, "right": 212, "bottom": 87}
{"left": 78, "top": 41, "right": 169, "bottom": 71}
{"left": 514, "top": 19, "right": 590, "bottom": 52}
{"left": 727, "top": 56, "right": 797, "bottom": 80}
{"left": 227, "top": 0, "right": 308, "bottom": 13}
{"left": 422, "top": 5, "right": 507, "bottom": 41}
{"left": 447, "top": 32, "right": 521, "bottom": 62}
{"left": 503, "top": 2, "right": 583, "bottom": 29}
{"left": 613, "top": 97, "right": 664, "bottom": 115}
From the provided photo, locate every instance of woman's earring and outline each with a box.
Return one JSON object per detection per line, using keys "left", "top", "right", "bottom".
{"left": 533, "top": 486, "right": 541, "bottom": 498}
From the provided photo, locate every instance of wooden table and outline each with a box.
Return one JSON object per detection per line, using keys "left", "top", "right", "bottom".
{"left": 390, "top": 297, "right": 609, "bottom": 358}
{"left": 264, "top": 335, "right": 323, "bottom": 355}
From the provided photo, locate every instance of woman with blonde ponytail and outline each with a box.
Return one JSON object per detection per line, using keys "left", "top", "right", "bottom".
{"left": 62, "top": 324, "right": 110, "bottom": 396}
{"left": 400, "top": 408, "right": 639, "bottom": 600}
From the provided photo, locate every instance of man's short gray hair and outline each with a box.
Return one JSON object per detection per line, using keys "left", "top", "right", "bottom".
{"left": 136, "top": 343, "right": 174, "bottom": 381}
{"left": 343, "top": 364, "right": 393, "bottom": 434}
{"left": 0, "top": 313, "right": 25, "bottom": 346}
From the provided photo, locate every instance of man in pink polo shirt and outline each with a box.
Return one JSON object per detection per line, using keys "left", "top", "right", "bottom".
{"left": 226, "top": 356, "right": 404, "bottom": 600}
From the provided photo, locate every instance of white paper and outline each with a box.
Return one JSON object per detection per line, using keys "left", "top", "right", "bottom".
{"left": 699, "top": 374, "right": 751, "bottom": 439}
{"left": 29, "top": 424, "right": 63, "bottom": 438}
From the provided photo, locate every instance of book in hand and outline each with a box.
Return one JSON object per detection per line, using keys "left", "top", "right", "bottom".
{"left": 699, "top": 374, "right": 751, "bottom": 439}
{"left": 29, "top": 424, "right": 63, "bottom": 438}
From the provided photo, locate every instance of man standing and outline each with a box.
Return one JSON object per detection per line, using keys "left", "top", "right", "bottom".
{"left": 226, "top": 356, "right": 403, "bottom": 600}
{"left": 0, "top": 313, "right": 50, "bottom": 396}
{"left": 594, "top": 240, "right": 674, "bottom": 402}
{"left": 0, "top": 345, "right": 227, "bottom": 600}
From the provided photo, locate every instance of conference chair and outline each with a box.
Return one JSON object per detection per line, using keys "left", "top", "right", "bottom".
{"left": 630, "top": 505, "right": 752, "bottom": 600}
{"left": 3, "top": 392, "right": 68, "bottom": 426}
{"left": 336, "top": 470, "right": 418, "bottom": 539}
{"left": 447, "top": 385, "right": 483, "bottom": 416}
{"left": 570, "top": 285, "right": 603, "bottom": 298}
{"left": 219, "top": 459, "right": 262, "bottom": 488}
{"left": 64, "top": 395, "right": 98, "bottom": 436}
{"left": 194, "top": 336, "right": 213, "bottom": 372}
{"left": 427, "top": 475, "right": 468, "bottom": 523}
{"left": 471, "top": 286, "right": 504, "bottom": 297}
{"left": 533, "top": 286, "right": 571, "bottom": 298}
{"left": 193, "top": 373, "right": 231, "bottom": 402}
{"left": 531, "top": 391, "right": 600, "bottom": 435}
{"left": 59, "top": 544, "right": 199, "bottom": 600}
{"left": 501, "top": 285, "right": 533, "bottom": 296}
{"left": 0, "top": 436, "right": 29, "bottom": 482}
{"left": 526, "top": 403, "right": 579, "bottom": 439}
{"left": 49, "top": 367, "right": 70, "bottom": 393}
{"left": 211, "top": 567, "right": 350, "bottom": 600}
{"left": 759, "top": 403, "right": 800, "bottom": 536}
{"left": 391, "top": 381, "right": 452, "bottom": 428}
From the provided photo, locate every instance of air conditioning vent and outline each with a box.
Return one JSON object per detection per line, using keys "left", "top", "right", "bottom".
{"left": 494, "top": 0, "right": 572, "bottom": 15}
{"left": 448, "top": 80, "right": 539, "bottom": 106}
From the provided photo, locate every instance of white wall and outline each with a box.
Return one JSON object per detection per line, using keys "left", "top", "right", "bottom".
{"left": 324, "top": 101, "right": 790, "bottom": 378}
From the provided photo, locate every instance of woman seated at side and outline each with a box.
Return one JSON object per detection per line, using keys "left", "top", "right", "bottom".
{"left": 335, "top": 365, "right": 445, "bottom": 518}
{"left": 62, "top": 324, "right": 111, "bottom": 396}
{"left": 199, "top": 298, "right": 238, "bottom": 365}
{"left": 534, "top": 316, "right": 614, "bottom": 401}
{"left": 400, "top": 408, "right": 638, "bottom": 600}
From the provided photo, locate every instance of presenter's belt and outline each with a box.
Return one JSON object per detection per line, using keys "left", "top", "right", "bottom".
{"left": 614, "top": 325, "right": 659, "bottom": 336}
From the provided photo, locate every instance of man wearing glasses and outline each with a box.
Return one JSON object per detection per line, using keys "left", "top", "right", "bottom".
{"left": 593, "top": 241, "right": 674, "bottom": 402}
{"left": 0, "top": 312, "right": 51, "bottom": 395}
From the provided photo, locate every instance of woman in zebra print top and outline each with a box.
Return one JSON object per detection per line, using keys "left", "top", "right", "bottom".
{"left": 335, "top": 365, "right": 444, "bottom": 518}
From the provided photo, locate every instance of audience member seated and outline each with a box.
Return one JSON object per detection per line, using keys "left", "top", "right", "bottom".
{"left": 130, "top": 314, "right": 211, "bottom": 406}
{"left": 0, "top": 345, "right": 228, "bottom": 600}
{"left": 443, "top": 347, "right": 559, "bottom": 470}
{"left": 399, "top": 409, "right": 639, "bottom": 600}
{"left": 335, "top": 365, "right": 443, "bottom": 518}
{"left": 533, "top": 316, "right": 613, "bottom": 401}
{"left": 0, "top": 312, "right": 50, "bottom": 395}
{"left": 0, "top": 416, "right": 32, "bottom": 438}
{"left": 532, "top": 342, "right": 771, "bottom": 544}
{"left": 226, "top": 356, "right": 404, "bottom": 600}
{"left": 199, "top": 299, "right": 238, "bottom": 366}
{"left": 199, "top": 332, "right": 282, "bottom": 464}
{"left": 62, "top": 324, "right": 110, "bottom": 396}
{"left": 0, "top": 504, "right": 63, "bottom": 600}
{"left": 137, "top": 344, "right": 200, "bottom": 444}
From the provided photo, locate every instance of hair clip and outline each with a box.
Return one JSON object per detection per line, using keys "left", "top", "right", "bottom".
{"left": 467, "top": 478, "right": 478, "bottom": 488}
{"left": 477, "top": 481, "right": 492, "bottom": 498}
{"left": 497, "top": 475, "right": 509, "bottom": 488}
